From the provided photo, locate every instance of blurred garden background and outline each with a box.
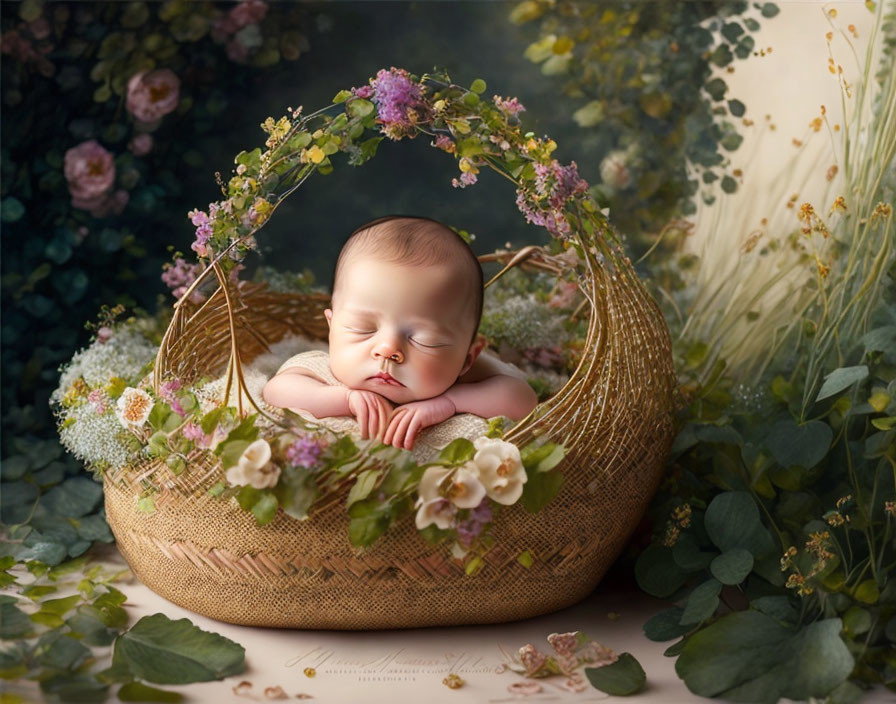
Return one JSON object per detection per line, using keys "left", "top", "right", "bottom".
{"left": 1, "top": 1, "right": 894, "bottom": 701}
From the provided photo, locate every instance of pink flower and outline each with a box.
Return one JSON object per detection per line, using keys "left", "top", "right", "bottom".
{"left": 230, "top": 0, "right": 268, "bottom": 28}
{"left": 518, "top": 644, "right": 548, "bottom": 677}
{"left": 493, "top": 95, "right": 526, "bottom": 116}
{"left": 432, "top": 134, "right": 455, "bottom": 153}
{"left": 581, "top": 641, "right": 618, "bottom": 667}
{"left": 96, "top": 326, "right": 113, "bottom": 344}
{"left": 128, "top": 133, "right": 153, "bottom": 156}
{"left": 547, "top": 632, "right": 579, "bottom": 658}
{"left": 64, "top": 140, "right": 124, "bottom": 216}
{"left": 126, "top": 69, "right": 180, "bottom": 127}
{"left": 161, "top": 258, "right": 204, "bottom": 303}
{"left": 371, "top": 67, "right": 426, "bottom": 140}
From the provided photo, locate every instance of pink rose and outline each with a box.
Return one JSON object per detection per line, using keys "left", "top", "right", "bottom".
{"left": 230, "top": 0, "right": 268, "bottom": 28}
{"left": 64, "top": 140, "right": 115, "bottom": 211}
{"left": 126, "top": 69, "right": 180, "bottom": 127}
{"left": 128, "top": 133, "right": 153, "bottom": 156}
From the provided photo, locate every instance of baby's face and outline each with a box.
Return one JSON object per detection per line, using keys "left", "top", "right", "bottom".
{"left": 325, "top": 256, "right": 478, "bottom": 404}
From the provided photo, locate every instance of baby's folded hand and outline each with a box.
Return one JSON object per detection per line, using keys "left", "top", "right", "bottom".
{"left": 383, "top": 395, "right": 456, "bottom": 451}
{"left": 347, "top": 389, "right": 394, "bottom": 441}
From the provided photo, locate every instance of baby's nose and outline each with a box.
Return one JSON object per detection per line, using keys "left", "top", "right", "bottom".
{"left": 372, "top": 339, "right": 404, "bottom": 363}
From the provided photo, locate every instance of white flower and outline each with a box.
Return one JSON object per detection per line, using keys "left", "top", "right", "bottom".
{"left": 115, "top": 387, "right": 153, "bottom": 428}
{"left": 414, "top": 497, "right": 458, "bottom": 530}
{"left": 472, "top": 437, "right": 527, "bottom": 505}
{"left": 418, "top": 465, "right": 486, "bottom": 509}
{"left": 57, "top": 402, "right": 131, "bottom": 470}
{"left": 599, "top": 149, "right": 632, "bottom": 190}
{"left": 414, "top": 465, "right": 486, "bottom": 530}
{"left": 225, "top": 439, "right": 281, "bottom": 489}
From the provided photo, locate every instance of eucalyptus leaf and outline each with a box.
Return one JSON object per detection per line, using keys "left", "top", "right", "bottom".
{"left": 39, "top": 476, "right": 104, "bottom": 518}
{"left": 113, "top": 613, "right": 245, "bottom": 684}
{"left": 643, "top": 607, "right": 690, "bottom": 641}
{"left": 40, "top": 672, "right": 109, "bottom": 703}
{"left": 676, "top": 612, "right": 852, "bottom": 701}
{"left": 764, "top": 418, "right": 831, "bottom": 469}
{"left": 704, "top": 492, "right": 774, "bottom": 556}
{"left": 635, "top": 545, "right": 688, "bottom": 598}
{"left": 0, "top": 602, "right": 34, "bottom": 639}
{"left": 680, "top": 578, "right": 722, "bottom": 625}
{"left": 36, "top": 631, "right": 91, "bottom": 670}
{"left": 584, "top": 653, "right": 646, "bottom": 695}
{"left": 816, "top": 366, "right": 869, "bottom": 401}
{"left": 710, "top": 548, "right": 753, "bottom": 585}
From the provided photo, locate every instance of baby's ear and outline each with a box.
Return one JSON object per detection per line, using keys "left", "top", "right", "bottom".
{"left": 459, "top": 334, "right": 487, "bottom": 376}
{"left": 324, "top": 309, "right": 333, "bottom": 327}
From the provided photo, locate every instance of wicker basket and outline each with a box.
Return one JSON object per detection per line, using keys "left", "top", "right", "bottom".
{"left": 103, "top": 241, "right": 675, "bottom": 629}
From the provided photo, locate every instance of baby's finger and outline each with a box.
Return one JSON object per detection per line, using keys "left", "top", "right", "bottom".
{"left": 405, "top": 417, "right": 422, "bottom": 450}
{"left": 382, "top": 409, "right": 403, "bottom": 446}
{"left": 374, "top": 400, "right": 388, "bottom": 441}
{"left": 356, "top": 401, "right": 369, "bottom": 440}
{"left": 391, "top": 411, "right": 414, "bottom": 450}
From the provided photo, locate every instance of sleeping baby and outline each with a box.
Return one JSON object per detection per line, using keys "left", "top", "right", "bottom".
{"left": 262, "top": 215, "right": 538, "bottom": 452}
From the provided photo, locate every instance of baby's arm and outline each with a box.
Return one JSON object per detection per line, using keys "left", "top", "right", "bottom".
{"left": 383, "top": 371, "right": 538, "bottom": 450}
{"left": 444, "top": 374, "right": 538, "bottom": 421}
{"left": 262, "top": 369, "right": 393, "bottom": 440}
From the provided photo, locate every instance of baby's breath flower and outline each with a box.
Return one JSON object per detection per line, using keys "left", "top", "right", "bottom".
{"left": 58, "top": 402, "right": 133, "bottom": 470}
{"left": 481, "top": 292, "right": 570, "bottom": 350}
{"left": 52, "top": 325, "right": 157, "bottom": 407}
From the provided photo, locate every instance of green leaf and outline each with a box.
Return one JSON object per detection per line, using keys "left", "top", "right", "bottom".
{"left": 36, "top": 632, "right": 91, "bottom": 670}
{"left": 584, "top": 653, "right": 646, "bottom": 695}
{"left": 680, "top": 579, "right": 722, "bottom": 625}
{"left": 635, "top": 545, "right": 688, "bottom": 598}
{"left": 672, "top": 534, "right": 716, "bottom": 571}
{"left": 721, "top": 175, "right": 738, "bottom": 193}
{"left": 40, "top": 672, "right": 108, "bottom": 702}
{"left": 40, "top": 594, "right": 82, "bottom": 616}
{"left": 332, "top": 89, "right": 352, "bottom": 104}
{"left": 470, "top": 78, "right": 486, "bottom": 94}
{"left": 148, "top": 402, "right": 172, "bottom": 431}
{"left": 765, "top": 419, "right": 832, "bottom": 468}
{"left": 816, "top": 366, "right": 869, "bottom": 401}
{"left": 346, "top": 469, "right": 380, "bottom": 509}
{"left": 1, "top": 602, "right": 34, "bottom": 639}
{"left": 710, "top": 549, "right": 754, "bottom": 585}
{"left": 272, "top": 468, "right": 317, "bottom": 521}
{"left": 521, "top": 442, "right": 566, "bottom": 472}
{"left": 676, "top": 612, "right": 852, "bottom": 701}
{"left": 721, "top": 21, "right": 744, "bottom": 42}
{"left": 348, "top": 503, "right": 391, "bottom": 548}
{"left": 853, "top": 580, "right": 879, "bottom": 604}
{"left": 841, "top": 606, "right": 872, "bottom": 637}
{"left": 644, "top": 607, "right": 690, "bottom": 642}
{"left": 347, "top": 99, "right": 374, "bottom": 118}
{"left": 760, "top": 3, "right": 780, "bottom": 18}
{"left": 66, "top": 605, "right": 119, "bottom": 646}
{"left": 200, "top": 407, "right": 224, "bottom": 435}
{"left": 520, "top": 467, "right": 564, "bottom": 513}
{"left": 39, "top": 477, "right": 104, "bottom": 518}
{"left": 218, "top": 440, "right": 250, "bottom": 469}
{"left": 862, "top": 326, "right": 896, "bottom": 353}
{"left": 438, "top": 438, "right": 475, "bottom": 464}
{"left": 118, "top": 682, "right": 185, "bottom": 702}
{"left": 112, "top": 613, "right": 245, "bottom": 684}
{"left": 517, "top": 550, "right": 534, "bottom": 568}
{"left": 705, "top": 78, "right": 727, "bottom": 101}
{"left": 704, "top": 492, "right": 774, "bottom": 556}
{"left": 249, "top": 491, "right": 278, "bottom": 526}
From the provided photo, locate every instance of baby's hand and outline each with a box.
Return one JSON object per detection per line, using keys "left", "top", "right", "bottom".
{"left": 383, "top": 395, "right": 457, "bottom": 451}
{"left": 347, "top": 390, "right": 394, "bottom": 441}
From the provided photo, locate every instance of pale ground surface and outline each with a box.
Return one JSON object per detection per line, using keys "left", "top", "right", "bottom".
{"left": 3, "top": 543, "right": 893, "bottom": 703}
{"left": 5, "top": 2, "right": 895, "bottom": 703}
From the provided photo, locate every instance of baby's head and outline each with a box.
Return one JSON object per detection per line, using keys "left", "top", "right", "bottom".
{"left": 324, "top": 215, "right": 485, "bottom": 404}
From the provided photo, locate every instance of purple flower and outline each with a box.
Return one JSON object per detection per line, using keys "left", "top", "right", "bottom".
{"left": 471, "top": 498, "right": 493, "bottom": 524}
{"left": 432, "top": 134, "right": 455, "bottom": 153}
{"left": 160, "top": 379, "right": 185, "bottom": 417}
{"left": 493, "top": 95, "right": 526, "bottom": 116}
{"left": 516, "top": 160, "right": 589, "bottom": 240}
{"left": 286, "top": 435, "right": 323, "bottom": 469}
{"left": 370, "top": 67, "right": 425, "bottom": 140}
{"left": 161, "top": 258, "right": 204, "bottom": 303}
{"left": 352, "top": 84, "right": 373, "bottom": 99}
{"left": 451, "top": 171, "right": 478, "bottom": 189}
